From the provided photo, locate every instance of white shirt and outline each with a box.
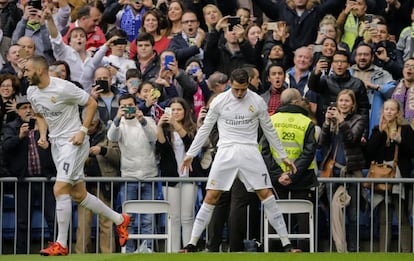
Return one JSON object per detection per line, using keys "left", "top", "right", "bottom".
{"left": 187, "top": 89, "right": 288, "bottom": 159}
{"left": 50, "top": 34, "right": 108, "bottom": 93}
{"left": 107, "top": 117, "right": 158, "bottom": 179}
{"left": 27, "top": 77, "right": 89, "bottom": 139}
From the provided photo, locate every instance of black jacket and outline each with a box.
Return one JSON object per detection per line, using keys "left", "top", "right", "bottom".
{"left": 3, "top": 118, "right": 56, "bottom": 179}
{"left": 262, "top": 104, "right": 318, "bottom": 190}
{"left": 156, "top": 127, "right": 202, "bottom": 185}
{"left": 319, "top": 113, "right": 365, "bottom": 172}
{"left": 308, "top": 70, "right": 369, "bottom": 133}
{"left": 204, "top": 27, "right": 253, "bottom": 76}
{"left": 255, "top": 0, "right": 345, "bottom": 50}
{"left": 366, "top": 124, "right": 414, "bottom": 179}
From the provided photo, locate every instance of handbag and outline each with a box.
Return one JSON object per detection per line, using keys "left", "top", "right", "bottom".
{"left": 320, "top": 142, "right": 339, "bottom": 178}
{"left": 363, "top": 133, "right": 399, "bottom": 191}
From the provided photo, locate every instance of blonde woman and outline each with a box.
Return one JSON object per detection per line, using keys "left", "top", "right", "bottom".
{"left": 202, "top": 4, "right": 223, "bottom": 32}
{"left": 319, "top": 89, "right": 365, "bottom": 252}
{"left": 366, "top": 99, "right": 414, "bottom": 252}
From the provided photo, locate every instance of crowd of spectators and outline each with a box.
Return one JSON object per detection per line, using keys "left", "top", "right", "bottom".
{"left": 1, "top": 0, "right": 414, "bottom": 254}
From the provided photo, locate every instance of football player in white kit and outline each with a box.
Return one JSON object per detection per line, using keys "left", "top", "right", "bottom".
{"left": 24, "top": 56, "right": 130, "bottom": 256}
{"left": 180, "top": 68, "right": 301, "bottom": 252}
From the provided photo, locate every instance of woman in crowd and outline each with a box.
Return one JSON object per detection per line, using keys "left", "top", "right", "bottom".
{"left": 319, "top": 89, "right": 366, "bottom": 252}
{"left": 164, "top": 0, "right": 185, "bottom": 38}
{"left": 156, "top": 97, "right": 199, "bottom": 252}
{"left": 366, "top": 99, "right": 414, "bottom": 252}
{"left": 202, "top": 4, "right": 223, "bottom": 33}
{"left": 129, "top": 9, "right": 171, "bottom": 59}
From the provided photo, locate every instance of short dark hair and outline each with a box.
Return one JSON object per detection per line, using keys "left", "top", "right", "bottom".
{"left": 333, "top": 50, "right": 350, "bottom": 63}
{"left": 118, "top": 93, "right": 137, "bottom": 105}
{"left": 136, "top": 32, "right": 155, "bottom": 46}
{"left": 29, "top": 55, "right": 49, "bottom": 71}
{"left": 230, "top": 68, "right": 249, "bottom": 85}
{"left": 125, "top": 68, "right": 141, "bottom": 81}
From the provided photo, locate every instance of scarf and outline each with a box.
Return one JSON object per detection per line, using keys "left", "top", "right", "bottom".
{"left": 391, "top": 80, "right": 414, "bottom": 127}
{"left": 27, "top": 21, "right": 40, "bottom": 31}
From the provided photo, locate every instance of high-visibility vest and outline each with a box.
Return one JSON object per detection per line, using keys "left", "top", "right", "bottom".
{"left": 270, "top": 112, "right": 315, "bottom": 171}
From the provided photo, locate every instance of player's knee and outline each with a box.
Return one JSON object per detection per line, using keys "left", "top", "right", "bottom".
{"left": 71, "top": 190, "right": 87, "bottom": 203}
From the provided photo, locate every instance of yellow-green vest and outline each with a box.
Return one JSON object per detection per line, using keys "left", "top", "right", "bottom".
{"left": 270, "top": 112, "right": 314, "bottom": 171}
{"left": 341, "top": 13, "right": 363, "bottom": 50}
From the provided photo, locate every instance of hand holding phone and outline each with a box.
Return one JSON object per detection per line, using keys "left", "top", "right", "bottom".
{"left": 228, "top": 16, "right": 241, "bottom": 31}
{"left": 28, "top": 118, "right": 36, "bottom": 130}
{"left": 95, "top": 80, "right": 109, "bottom": 92}
{"left": 164, "top": 55, "right": 174, "bottom": 71}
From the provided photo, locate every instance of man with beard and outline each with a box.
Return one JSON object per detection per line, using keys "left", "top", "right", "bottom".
{"left": 309, "top": 50, "right": 369, "bottom": 136}
{"left": 24, "top": 56, "right": 130, "bottom": 256}
{"left": 169, "top": 11, "right": 206, "bottom": 69}
{"left": 350, "top": 43, "right": 394, "bottom": 135}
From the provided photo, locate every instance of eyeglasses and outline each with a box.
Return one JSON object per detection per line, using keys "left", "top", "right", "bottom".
{"left": 181, "top": 20, "right": 197, "bottom": 24}
{"left": 404, "top": 64, "right": 414, "bottom": 69}
{"left": 332, "top": 60, "right": 348, "bottom": 64}
{"left": 0, "top": 84, "right": 12, "bottom": 88}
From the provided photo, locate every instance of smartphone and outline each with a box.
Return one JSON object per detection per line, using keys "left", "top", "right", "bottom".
{"left": 365, "top": 14, "right": 373, "bottom": 23}
{"left": 164, "top": 55, "right": 174, "bottom": 71}
{"left": 95, "top": 80, "right": 109, "bottom": 92}
{"left": 228, "top": 16, "right": 241, "bottom": 31}
{"left": 28, "top": 118, "right": 36, "bottom": 130}
{"left": 190, "top": 66, "right": 199, "bottom": 75}
{"left": 267, "top": 22, "right": 278, "bottom": 31}
{"left": 164, "top": 107, "right": 172, "bottom": 116}
{"left": 29, "top": 0, "right": 42, "bottom": 10}
{"left": 18, "top": 48, "right": 27, "bottom": 59}
{"left": 113, "top": 38, "right": 127, "bottom": 45}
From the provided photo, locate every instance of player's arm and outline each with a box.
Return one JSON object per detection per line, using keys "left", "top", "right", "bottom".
{"left": 36, "top": 113, "right": 49, "bottom": 149}
{"left": 71, "top": 96, "right": 97, "bottom": 145}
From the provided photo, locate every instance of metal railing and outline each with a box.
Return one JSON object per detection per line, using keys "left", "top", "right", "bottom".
{"left": 1, "top": 176, "right": 413, "bottom": 254}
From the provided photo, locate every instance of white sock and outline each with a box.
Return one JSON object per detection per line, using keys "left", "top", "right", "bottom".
{"left": 262, "top": 195, "right": 291, "bottom": 246}
{"left": 56, "top": 194, "right": 72, "bottom": 248}
{"left": 79, "top": 192, "right": 123, "bottom": 225}
{"left": 188, "top": 202, "right": 215, "bottom": 246}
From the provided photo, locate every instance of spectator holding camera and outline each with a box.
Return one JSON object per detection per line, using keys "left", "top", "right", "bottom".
{"left": 3, "top": 95, "right": 56, "bottom": 254}
{"left": 184, "top": 58, "right": 211, "bottom": 118}
{"left": 318, "top": 89, "right": 366, "bottom": 252}
{"left": 12, "top": 4, "right": 55, "bottom": 64}
{"left": 90, "top": 67, "right": 119, "bottom": 127}
{"left": 308, "top": 50, "right": 369, "bottom": 132}
{"left": 107, "top": 93, "right": 158, "bottom": 252}
{"left": 102, "top": 29, "right": 136, "bottom": 92}
{"left": 156, "top": 97, "right": 199, "bottom": 252}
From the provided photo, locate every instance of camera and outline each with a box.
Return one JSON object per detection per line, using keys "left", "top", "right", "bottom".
{"left": 29, "top": 0, "right": 42, "bottom": 10}
{"left": 113, "top": 38, "right": 127, "bottom": 45}
{"left": 124, "top": 106, "right": 136, "bottom": 114}
{"left": 328, "top": 102, "right": 336, "bottom": 110}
